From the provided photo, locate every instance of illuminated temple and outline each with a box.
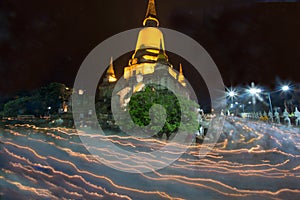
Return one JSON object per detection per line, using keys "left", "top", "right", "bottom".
{"left": 98, "top": 0, "right": 188, "bottom": 108}
{"left": 123, "top": 0, "right": 186, "bottom": 86}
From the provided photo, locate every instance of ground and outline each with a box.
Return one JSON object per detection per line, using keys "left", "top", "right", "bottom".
{"left": 0, "top": 118, "right": 300, "bottom": 199}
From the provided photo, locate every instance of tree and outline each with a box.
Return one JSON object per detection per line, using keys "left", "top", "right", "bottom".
{"left": 3, "top": 82, "right": 72, "bottom": 117}
{"left": 39, "top": 82, "right": 71, "bottom": 114}
{"left": 128, "top": 85, "right": 198, "bottom": 140}
{"left": 3, "top": 96, "right": 43, "bottom": 116}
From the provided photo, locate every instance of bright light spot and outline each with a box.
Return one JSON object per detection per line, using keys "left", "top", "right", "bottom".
{"left": 256, "top": 88, "right": 262, "bottom": 93}
{"left": 282, "top": 85, "right": 290, "bottom": 92}
{"left": 249, "top": 88, "right": 256, "bottom": 95}
{"left": 78, "top": 89, "right": 84, "bottom": 95}
{"left": 249, "top": 88, "right": 261, "bottom": 95}
{"left": 229, "top": 91, "right": 236, "bottom": 97}
{"left": 226, "top": 88, "right": 238, "bottom": 98}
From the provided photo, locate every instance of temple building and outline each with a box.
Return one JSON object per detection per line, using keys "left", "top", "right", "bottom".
{"left": 123, "top": 0, "right": 187, "bottom": 90}
{"left": 98, "top": 0, "right": 189, "bottom": 109}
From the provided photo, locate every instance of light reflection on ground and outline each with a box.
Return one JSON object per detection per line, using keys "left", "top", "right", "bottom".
{"left": 1, "top": 118, "right": 300, "bottom": 199}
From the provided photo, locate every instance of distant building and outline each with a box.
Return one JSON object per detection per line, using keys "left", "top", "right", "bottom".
{"left": 98, "top": 57, "right": 117, "bottom": 102}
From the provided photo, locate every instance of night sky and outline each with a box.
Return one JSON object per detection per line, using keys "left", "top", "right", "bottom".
{"left": 0, "top": 0, "right": 300, "bottom": 98}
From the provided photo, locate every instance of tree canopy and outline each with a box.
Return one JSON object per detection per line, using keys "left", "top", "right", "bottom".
{"left": 3, "top": 83, "right": 71, "bottom": 117}
{"left": 128, "top": 85, "right": 198, "bottom": 139}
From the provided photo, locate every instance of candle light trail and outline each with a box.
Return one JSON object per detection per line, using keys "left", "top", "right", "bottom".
{"left": 1, "top": 118, "right": 300, "bottom": 199}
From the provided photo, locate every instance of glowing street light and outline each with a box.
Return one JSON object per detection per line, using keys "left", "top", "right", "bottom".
{"left": 247, "top": 82, "right": 263, "bottom": 113}
{"left": 228, "top": 91, "right": 237, "bottom": 98}
{"left": 226, "top": 87, "right": 239, "bottom": 115}
{"left": 280, "top": 84, "right": 292, "bottom": 112}
{"left": 249, "top": 87, "right": 262, "bottom": 95}
{"left": 226, "top": 88, "right": 238, "bottom": 101}
{"left": 47, "top": 107, "right": 51, "bottom": 116}
{"left": 281, "top": 85, "right": 290, "bottom": 92}
{"left": 226, "top": 88, "right": 238, "bottom": 110}
{"left": 226, "top": 87, "right": 238, "bottom": 98}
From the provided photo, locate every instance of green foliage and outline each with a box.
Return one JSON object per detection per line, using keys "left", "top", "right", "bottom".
{"left": 3, "top": 96, "right": 43, "bottom": 116}
{"left": 39, "top": 82, "right": 71, "bottom": 112}
{"left": 128, "top": 85, "right": 198, "bottom": 139}
{"left": 3, "top": 83, "right": 71, "bottom": 117}
{"left": 177, "top": 96, "right": 199, "bottom": 133}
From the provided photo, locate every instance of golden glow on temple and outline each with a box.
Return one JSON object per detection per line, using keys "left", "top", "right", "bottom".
{"left": 134, "top": 28, "right": 165, "bottom": 53}
{"left": 178, "top": 63, "right": 186, "bottom": 87}
{"left": 122, "top": 0, "right": 186, "bottom": 88}
{"left": 107, "top": 57, "right": 117, "bottom": 83}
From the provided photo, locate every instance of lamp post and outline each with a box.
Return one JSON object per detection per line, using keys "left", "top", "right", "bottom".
{"left": 78, "top": 89, "right": 85, "bottom": 120}
{"left": 281, "top": 85, "right": 290, "bottom": 112}
{"left": 226, "top": 88, "right": 238, "bottom": 115}
{"left": 266, "top": 85, "right": 290, "bottom": 115}
{"left": 47, "top": 107, "right": 51, "bottom": 117}
{"left": 267, "top": 93, "right": 273, "bottom": 114}
{"left": 247, "top": 82, "right": 262, "bottom": 113}
{"left": 229, "top": 91, "right": 236, "bottom": 111}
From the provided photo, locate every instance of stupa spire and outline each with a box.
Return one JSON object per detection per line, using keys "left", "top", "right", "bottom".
{"left": 178, "top": 63, "right": 186, "bottom": 87}
{"left": 179, "top": 63, "right": 183, "bottom": 74}
{"left": 107, "top": 57, "right": 117, "bottom": 83}
{"left": 143, "top": 0, "right": 159, "bottom": 27}
{"left": 145, "top": 0, "right": 157, "bottom": 18}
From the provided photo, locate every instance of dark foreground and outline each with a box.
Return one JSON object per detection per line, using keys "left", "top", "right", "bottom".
{"left": 1, "top": 118, "right": 300, "bottom": 199}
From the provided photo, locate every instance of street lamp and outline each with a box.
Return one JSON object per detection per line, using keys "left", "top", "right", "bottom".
{"left": 249, "top": 87, "right": 262, "bottom": 95}
{"left": 226, "top": 88, "right": 238, "bottom": 114}
{"left": 47, "top": 107, "right": 51, "bottom": 116}
{"left": 281, "top": 85, "right": 290, "bottom": 92}
{"left": 226, "top": 88, "right": 238, "bottom": 102}
{"left": 226, "top": 88, "right": 237, "bottom": 98}
{"left": 258, "top": 84, "right": 291, "bottom": 115}
{"left": 247, "top": 82, "right": 263, "bottom": 113}
{"left": 266, "top": 93, "right": 273, "bottom": 114}
{"left": 228, "top": 91, "right": 236, "bottom": 98}
{"left": 280, "top": 84, "right": 291, "bottom": 112}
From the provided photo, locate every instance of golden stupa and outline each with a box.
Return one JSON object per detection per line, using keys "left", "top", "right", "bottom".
{"left": 99, "top": 0, "right": 188, "bottom": 110}
{"left": 103, "top": 0, "right": 186, "bottom": 88}
{"left": 123, "top": 0, "right": 186, "bottom": 88}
